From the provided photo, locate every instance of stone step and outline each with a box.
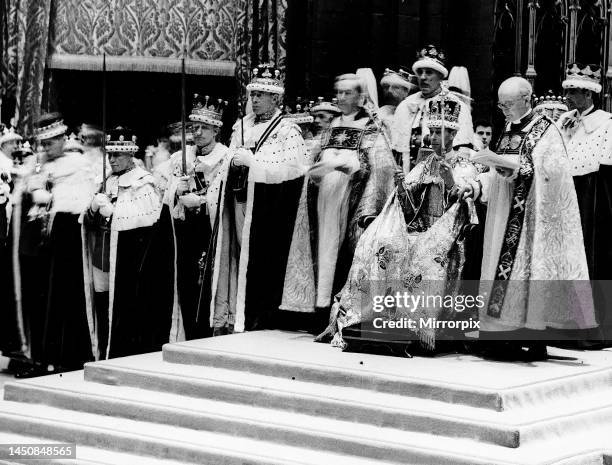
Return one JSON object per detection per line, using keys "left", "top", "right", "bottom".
{"left": 0, "top": 432, "right": 189, "bottom": 465}
{"left": 76, "top": 352, "right": 612, "bottom": 448}
{"left": 0, "top": 401, "right": 408, "bottom": 465}
{"left": 162, "top": 331, "right": 612, "bottom": 411}
{"left": 4, "top": 371, "right": 516, "bottom": 451}
{"left": 0, "top": 398, "right": 610, "bottom": 465}
{"left": 0, "top": 398, "right": 538, "bottom": 465}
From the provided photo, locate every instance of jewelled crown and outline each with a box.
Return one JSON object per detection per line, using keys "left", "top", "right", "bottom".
{"left": 35, "top": 112, "right": 68, "bottom": 141}
{"left": 283, "top": 97, "right": 314, "bottom": 124}
{"left": 167, "top": 122, "right": 194, "bottom": 144}
{"left": 413, "top": 45, "right": 448, "bottom": 78}
{"left": 310, "top": 96, "right": 341, "bottom": 115}
{"left": 562, "top": 63, "right": 602, "bottom": 93}
{"left": 0, "top": 126, "right": 22, "bottom": 145}
{"left": 64, "top": 133, "right": 85, "bottom": 154}
{"left": 246, "top": 63, "right": 284, "bottom": 95}
{"left": 189, "top": 94, "right": 227, "bottom": 128}
{"left": 105, "top": 127, "right": 139, "bottom": 153}
{"left": 426, "top": 98, "right": 461, "bottom": 130}
{"left": 14, "top": 140, "right": 33, "bottom": 157}
{"left": 380, "top": 67, "right": 418, "bottom": 90}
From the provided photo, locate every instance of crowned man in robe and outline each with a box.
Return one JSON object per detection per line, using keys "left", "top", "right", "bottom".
{"left": 466, "top": 77, "right": 597, "bottom": 361}
{"left": 156, "top": 95, "right": 231, "bottom": 341}
{"left": 557, "top": 63, "right": 612, "bottom": 345}
{"left": 308, "top": 72, "right": 396, "bottom": 316}
{"left": 209, "top": 64, "right": 309, "bottom": 334}
{"left": 378, "top": 67, "right": 418, "bottom": 123}
{"left": 392, "top": 45, "right": 473, "bottom": 174}
{"left": 82, "top": 127, "right": 169, "bottom": 359}
{"left": 26, "top": 114, "right": 96, "bottom": 373}
{"left": 316, "top": 95, "right": 480, "bottom": 353}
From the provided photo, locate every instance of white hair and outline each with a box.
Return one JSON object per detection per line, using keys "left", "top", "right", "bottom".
{"left": 499, "top": 76, "right": 533, "bottom": 98}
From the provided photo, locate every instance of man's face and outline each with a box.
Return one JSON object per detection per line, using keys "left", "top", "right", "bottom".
{"left": 497, "top": 90, "right": 530, "bottom": 122}
{"left": 475, "top": 125, "right": 492, "bottom": 149}
{"left": 193, "top": 123, "right": 217, "bottom": 148}
{"left": 416, "top": 68, "right": 443, "bottom": 97}
{"left": 335, "top": 80, "right": 362, "bottom": 115}
{"left": 565, "top": 88, "right": 591, "bottom": 112}
{"left": 41, "top": 135, "right": 65, "bottom": 160}
{"left": 109, "top": 152, "right": 133, "bottom": 173}
{"left": 382, "top": 83, "right": 410, "bottom": 106}
{"left": 1, "top": 140, "right": 18, "bottom": 156}
{"left": 430, "top": 127, "right": 456, "bottom": 156}
{"left": 250, "top": 91, "right": 278, "bottom": 116}
{"left": 313, "top": 111, "right": 335, "bottom": 133}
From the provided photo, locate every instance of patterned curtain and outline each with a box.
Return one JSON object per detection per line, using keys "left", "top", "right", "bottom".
{"left": 51, "top": 0, "right": 240, "bottom": 75}
{"left": 236, "top": 0, "right": 288, "bottom": 97}
{"left": 0, "top": 0, "right": 52, "bottom": 134}
{"left": 0, "top": 0, "right": 287, "bottom": 131}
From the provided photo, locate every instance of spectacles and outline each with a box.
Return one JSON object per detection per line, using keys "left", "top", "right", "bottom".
{"left": 497, "top": 96, "right": 527, "bottom": 110}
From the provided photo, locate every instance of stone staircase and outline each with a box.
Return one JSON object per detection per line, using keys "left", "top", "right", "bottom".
{"left": 0, "top": 330, "right": 611, "bottom": 464}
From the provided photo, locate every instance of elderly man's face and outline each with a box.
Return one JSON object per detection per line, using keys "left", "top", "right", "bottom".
{"left": 109, "top": 152, "right": 133, "bottom": 174}
{"left": 335, "top": 80, "right": 362, "bottom": 115}
{"left": 41, "top": 135, "right": 65, "bottom": 160}
{"left": 430, "top": 127, "right": 456, "bottom": 156}
{"left": 250, "top": 90, "right": 278, "bottom": 116}
{"left": 313, "top": 111, "right": 336, "bottom": 133}
{"left": 497, "top": 89, "right": 530, "bottom": 122}
{"left": 416, "top": 68, "right": 443, "bottom": 97}
{"left": 382, "top": 83, "right": 410, "bottom": 106}
{"left": 565, "top": 88, "right": 592, "bottom": 113}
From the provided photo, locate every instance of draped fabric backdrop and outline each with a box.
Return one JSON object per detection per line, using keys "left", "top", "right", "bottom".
{"left": 0, "top": 0, "right": 52, "bottom": 135}
{"left": 235, "top": 0, "right": 288, "bottom": 102}
{"left": 0, "top": 0, "right": 287, "bottom": 134}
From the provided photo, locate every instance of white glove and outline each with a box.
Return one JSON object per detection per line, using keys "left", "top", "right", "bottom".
{"left": 176, "top": 175, "right": 191, "bottom": 195}
{"left": 31, "top": 189, "right": 52, "bottom": 205}
{"left": 232, "top": 148, "right": 252, "bottom": 167}
{"left": 99, "top": 202, "right": 114, "bottom": 218}
{"left": 91, "top": 193, "right": 109, "bottom": 212}
{"left": 178, "top": 193, "right": 202, "bottom": 209}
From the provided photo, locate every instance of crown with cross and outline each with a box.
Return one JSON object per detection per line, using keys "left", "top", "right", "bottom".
{"left": 246, "top": 63, "right": 284, "bottom": 95}
{"left": 426, "top": 97, "right": 461, "bottom": 130}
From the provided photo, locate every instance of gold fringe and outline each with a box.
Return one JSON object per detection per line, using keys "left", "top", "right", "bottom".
{"left": 48, "top": 54, "right": 236, "bottom": 76}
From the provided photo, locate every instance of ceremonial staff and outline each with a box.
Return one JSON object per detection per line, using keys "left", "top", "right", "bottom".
{"left": 181, "top": 50, "right": 187, "bottom": 175}
{"left": 102, "top": 53, "right": 107, "bottom": 191}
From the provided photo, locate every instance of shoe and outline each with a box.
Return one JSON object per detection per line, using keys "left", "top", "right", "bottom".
{"left": 480, "top": 342, "right": 526, "bottom": 362}
{"left": 14, "top": 366, "right": 47, "bottom": 379}
{"left": 522, "top": 343, "right": 548, "bottom": 361}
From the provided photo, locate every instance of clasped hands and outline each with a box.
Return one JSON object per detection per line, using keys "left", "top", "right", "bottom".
{"left": 232, "top": 147, "right": 252, "bottom": 168}
{"left": 174, "top": 175, "right": 203, "bottom": 209}
{"left": 91, "top": 193, "right": 114, "bottom": 218}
